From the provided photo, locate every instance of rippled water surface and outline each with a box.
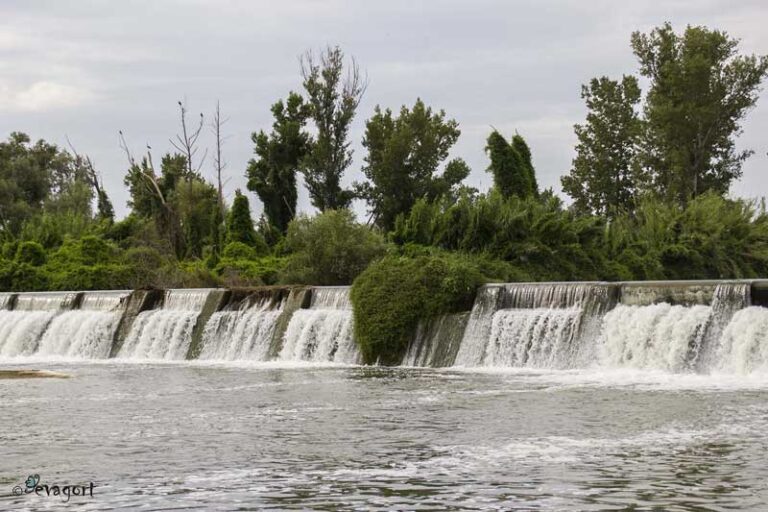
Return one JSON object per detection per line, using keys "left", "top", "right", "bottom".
{"left": 2, "top": 362, "right": 768, "bottom": 510}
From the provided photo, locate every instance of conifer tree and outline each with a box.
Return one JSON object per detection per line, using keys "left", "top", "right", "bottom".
{"left": 485, "top": 131, "right": 535, "bottom": 198}
{"left": 226, "top": 190, "right": 258, "bottom": 246}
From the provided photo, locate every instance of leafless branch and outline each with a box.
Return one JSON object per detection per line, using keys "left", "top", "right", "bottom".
{"left": 171, "top": 99, "right": 206, "bottom": 176}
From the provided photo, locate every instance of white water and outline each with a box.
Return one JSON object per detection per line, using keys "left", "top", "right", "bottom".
{"left": 118, "top": 289, "right": 212, "bottom": 360}
{"left": 0, "top": 292, "right": 78, "bottom": 357}
{"left": 715, "top": 307, "right": 768, "bottom": 374}
{"left": 279, "top": 287, "right": 360, "bottom": 363}
{"left": 451, "top": 282, "right": 768, "bottom": 374}
{"left": 0, "top": 293, "right": 13, "bottom": 309}
{"left": 599, "top": 304, "right": 712, "bottom": 371}
{"left": 455, "top": 284, "right": 609, "bottom": 367}
{"left": 484, "top": 307, "right": 584, "bottom": 368}
{"left": 35, "top": 291, "right": 130, "bottom": 359}
{"left": 199, "top": 296, "right": 283, "bottom": 360}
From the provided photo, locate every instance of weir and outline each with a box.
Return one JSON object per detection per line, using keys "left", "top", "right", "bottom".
{"left": 279, "top": 286, "right": 361, "bottom": 363}
{"left": 0, "top": 280, "right": 767, "bottom": 373}
{"left": 36, "top": 291, "right": 131, "bottom": 358}
{"left": 117, "top": 289, "right": 214, "bottom": 360}
{"left": 453, "top": 283, "right": 617, "bottom": 368}
{"left": 402, "top": 313, "right": 470, "bottom": 367}
{"left": 198, "top": 289, "right": 285, "bottom": 360}
{"left": 0, "top": 292, "right": 81, "bottom": 357}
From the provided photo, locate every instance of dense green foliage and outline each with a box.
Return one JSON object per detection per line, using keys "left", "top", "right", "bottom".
{"left": 356, "top": 99, "right": 470, "bottom": 230}
{"left": 247, "top": 93, "right": 311, "bottom": 233}
{"left": 561, "top": 76, "right": 642, "bottom": 216}
{"left": 300, "top": 46, "right": 361, "bottom": 211}
{"left": 281, "top": 210, "right": 386, "bottom": 285}
{"left": 486, "top": 131, "right": 538, "bottom": 199}
{"left": 351, "top": 253, "right": 486, "bottom": 365}
{"left": 563, "top": 23, "right": 768, "bottom": 213}
{"left": 225, "top": 191, "right": 263, "bottom": 249}
{"left": 632, "top": 24, "right": 768, "bottom": 205}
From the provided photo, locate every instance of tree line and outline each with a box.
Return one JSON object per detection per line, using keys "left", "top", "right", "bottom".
{"left": 0, "top": 22, "right": 767, "bottom": 293}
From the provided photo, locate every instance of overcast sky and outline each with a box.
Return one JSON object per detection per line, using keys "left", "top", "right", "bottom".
{"left": 1, "top": 0, "right": 767, "bottom": 219}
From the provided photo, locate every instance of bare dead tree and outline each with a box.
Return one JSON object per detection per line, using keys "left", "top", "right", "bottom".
{"left": 66, "top": 136, "right": 116, "bottom": 221}
{"left": 210, "top": 101, "right": 230, "bottom": 217}
{"left": 66, "top": 136, "right": 104, "bottom": 199}
{"left": 170, "top": 99, "right": 207, "bottom": 176}
{"left": 119, "top": 130, "right": 166, "bottom": 207}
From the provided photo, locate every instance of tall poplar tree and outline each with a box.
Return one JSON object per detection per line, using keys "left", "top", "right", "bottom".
{"left": 561, "top": 76, "right": 642, "bottom": 216}
{"left": 247, "top": 92, "right": 311, "bottom": 233}
{"left": 631, "top": 23, "right": 768, "bottom": 205}
{"left": 300, "top": 46, "right": 364, "bottom": 211}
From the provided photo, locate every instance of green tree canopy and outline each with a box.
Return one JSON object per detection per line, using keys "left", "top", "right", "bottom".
{"left": 561, "top": 75, "right": 642, "bottom": 217}
{"left": 282, "top": 209, "right": 386, "bottom": 285}
{"left": 0, "top": 132, "right": 102, "bottom": 238}
{"left": 631, "top": 22, "right": 768, "bottom": 205}
{"left": 357, "top": 99, "right": 469, "bottom": 231}
{"left": 226, "top": 190, "right": 259, "bottom": 247}
{"left": 485, "top": 131, "right": 537, "bottom": 199}
{"left": 124, "top": 153, "right": 218, "bottom": 259}
{"left": 300, "top": 46, "right": 363, "bottom": 211}
{"left": 247, "top": 92, "right": 311, "bottom": 233}
{"left": 511, "top": 134, "right": 538, "bottom": 197}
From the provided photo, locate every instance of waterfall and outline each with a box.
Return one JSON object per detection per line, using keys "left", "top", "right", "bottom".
{"left": 279, "top": 287, "right": 360, "bottom": 363}
{"left": 199, "top": 294, "right": 283, "bottom": 360}
{"left": 0, "top": 293, "right": 14, "bottom": 310}
{"left": 599, "top": 304, "right": 712, "bottom": 371}
{"left": 715, "top": 307, "right": 768, "bottom": 373}
{"left": 453, "top": 283, "right": 614, "bottom": 368}
{"left": 36, "top": 291, "right": 130, "bottom": 359}
{"left": 597, "top": 282, "right": 751, "bottom": 372}
{"left": 0, "top": 292, "right": 78, "bottom": 357}
{"left": 117, "top": 289, "right": 212, "bottom": 360}
{"left": 484, "top": 307, "right": 584, "bottom": 367}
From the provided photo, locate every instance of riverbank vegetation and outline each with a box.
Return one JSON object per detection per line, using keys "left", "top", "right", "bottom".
{"left": 1, "top": 23, "right": 767, "bottom": 361}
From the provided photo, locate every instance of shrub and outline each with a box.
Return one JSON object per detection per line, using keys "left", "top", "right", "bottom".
{"left": 351, "top": 253, "right": 485, "bottom": 365}
{"left": 15, "top": 241, "right": 46, "bottom": 266}
{"left": 216, "top": 256, "right": 287, "bottom": 287}
{"left": 282, "top": 210, "right": 387, "bottom": 285}
{"left": 222, "top": 241, "right": 259, "bottom": 260}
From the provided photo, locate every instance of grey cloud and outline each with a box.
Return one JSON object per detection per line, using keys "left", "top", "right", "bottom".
{"left": 0, "top": 0, "right": 766, "bottom": 218}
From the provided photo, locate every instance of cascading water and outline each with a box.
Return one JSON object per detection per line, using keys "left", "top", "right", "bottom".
{"left": 0, "top": 292, "right": 79, "bottom": 357}
{"left": 453, "top": 283, "right": 614, "bottom": 368}
{"left": 0, "top": 293, "right": 14, "bottom": 310}
{"left": 599, "top": 303, "right": 712, "bottom": 371}
{"left": 716, "top": 306, "right": 768, "bottom": 373}
{"left": 279, "top": 287, "right": 360, "bottom": 363}
{"left": 117, "top": 289, "right": 212, "bottom": 360}
{"left": 199, "top": 294, "right": 283, "bottom": 360}
{"left": 35, "top": 291, "right": 130, "bottom": 359}
{"left": 597, "top": 282, "right": 751, "bottom": 372}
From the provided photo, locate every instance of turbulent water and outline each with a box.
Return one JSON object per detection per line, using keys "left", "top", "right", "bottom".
{"left": 2, "top": 362, "right": 768, "bottom": 510}
{"left": 36, "top": 291, "right": 130, "bottom": 359}
{"left": 455, "top": 283, "right": 612, "bottom": 368}
{"left": 199, "top": 295, "right": 283, "bottom": 360}
{"left": 0, "top": 282, "right": 767, "bottom": 374}
{"left": 0, "top": 292, "right": 79, "bottom": 357}
{"left": 279, "top": 287, "right": 360, "bottom": 364}
{"left": 117, "top": 289, "right": 212, "bottom": 360}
